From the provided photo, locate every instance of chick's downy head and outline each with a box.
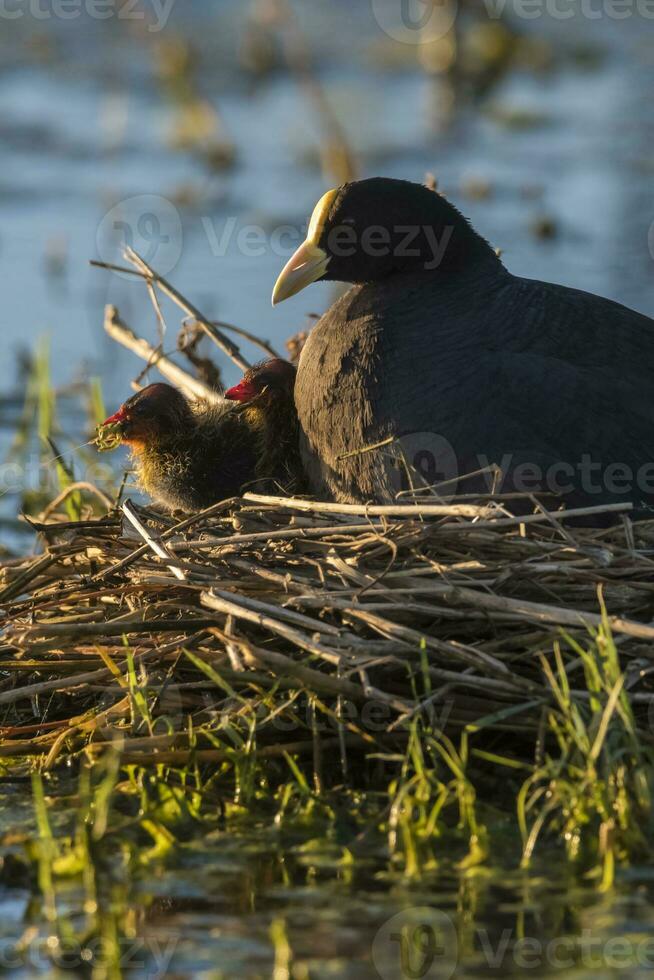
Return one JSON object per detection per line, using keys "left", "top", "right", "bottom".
{"left": 224, "top": 358, "right": 296, "bottom": 404}
{"left": 102, "top": 383, "right": 192, "bottom": 448}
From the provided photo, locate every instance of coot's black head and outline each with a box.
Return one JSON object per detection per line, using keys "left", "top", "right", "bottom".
{"left": 272, "top": 176, "right": 496, "bottom": 304}
{"left": 102, "top": 382, "right": 192, "bottom": 446}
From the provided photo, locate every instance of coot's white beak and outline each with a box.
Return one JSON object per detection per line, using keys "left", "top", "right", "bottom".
{"left": 271, "top": 187, "right": 338, "bottom": 305}
{"left": 272, "top": 240, "right": 330, "bottom": 305}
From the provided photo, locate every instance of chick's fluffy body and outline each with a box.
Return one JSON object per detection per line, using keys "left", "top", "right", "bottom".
{"left": 131, "top": 399, "right": 258, "bottom": 511}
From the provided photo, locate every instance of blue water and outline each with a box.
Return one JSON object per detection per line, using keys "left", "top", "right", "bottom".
{"left": 0, "top": 4, "right": 651, "bottom": 399}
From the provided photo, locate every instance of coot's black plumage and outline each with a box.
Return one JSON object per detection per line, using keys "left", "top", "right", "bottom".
{"left": 272, "top": 177, "right": 654, "bottom": 514}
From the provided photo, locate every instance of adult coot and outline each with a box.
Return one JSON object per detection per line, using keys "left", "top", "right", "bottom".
{"left": 272, "top": 177, "right": 654, "bottom": 514}
{"left": 101, "top": 359, "right": 301, "bottom": 511}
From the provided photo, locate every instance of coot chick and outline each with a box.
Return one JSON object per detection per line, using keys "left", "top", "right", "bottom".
{"left": 272, "top": 177, "right": 654, "bottom": 515}
{"left": 101, "top": 360, "right": 301, "bottom": 511}
{"left": 225, "top": 357, "right": 305, "bottom": 491}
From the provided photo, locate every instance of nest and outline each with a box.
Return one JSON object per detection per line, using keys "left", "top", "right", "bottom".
{"left": 2, "top": 491, "right": 654, "bottom": 773}
{"left": 3, "top": 249, "right": 653, "bottom": 877}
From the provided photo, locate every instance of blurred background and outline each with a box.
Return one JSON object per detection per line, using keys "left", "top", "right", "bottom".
{"left": 0, "top": 0, "right": 651, "bottom": 393}
{"left": 0, "top": 0, "right": 652, "bottom": 528}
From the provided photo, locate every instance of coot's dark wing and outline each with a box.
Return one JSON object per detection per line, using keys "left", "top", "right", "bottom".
{"left": 492, "top": 278, "right": 654, "bottom": 497}
{"left": 296, "top": 270, "right": 654, "bottom": 510}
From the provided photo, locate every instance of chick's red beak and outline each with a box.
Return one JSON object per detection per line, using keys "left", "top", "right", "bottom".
{"left": 101, "top": 406, "right": 129, "bottom": 427}
{"left": 225, "top": 379, "right": 260, "bottom": 403}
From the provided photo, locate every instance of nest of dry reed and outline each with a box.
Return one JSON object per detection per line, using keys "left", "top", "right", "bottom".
{"left": 2, "top": 249, "right": 654, "bottom": 785}
{"left": 2, "top": 488, "right": 654, "bottom": 775}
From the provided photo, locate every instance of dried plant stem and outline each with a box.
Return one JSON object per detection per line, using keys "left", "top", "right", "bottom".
{"left": 123, "top": 247, "right": 251, "bottom": 372}
{"left": 243, "top": 493, "right": 491, "bottom": 519}
{"left": 103, "top": 305, "right": 221, "bottom": 403}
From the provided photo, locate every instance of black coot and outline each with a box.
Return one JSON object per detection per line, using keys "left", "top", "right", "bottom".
{"left": 272, "top": 177, "right": 654, "bottom": 515}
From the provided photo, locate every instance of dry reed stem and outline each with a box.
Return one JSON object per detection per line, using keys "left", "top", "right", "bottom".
{"left": 103, "top": 305, "right": 222, "bottom": 403}
{"left": 1, "top": 486, "right": 652, "bottom": 771}
{"left": 121, "top": 247, "right": 251, "bottom": 372}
